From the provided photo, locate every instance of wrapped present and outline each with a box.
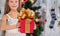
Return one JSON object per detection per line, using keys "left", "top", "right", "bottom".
{"left": 18, "top": 8, "right": 35, "bottom": 33}
{"left": 19, "top": 19, "right": 34, "bottom": 33}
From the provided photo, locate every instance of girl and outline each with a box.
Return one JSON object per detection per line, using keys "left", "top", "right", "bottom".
{"left": 1, "top": 0, "right": 26, "bottom": 36}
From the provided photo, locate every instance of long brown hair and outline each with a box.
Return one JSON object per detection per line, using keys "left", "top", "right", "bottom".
{"left": 4, "top": 0, "right": 20, "bottom": 15}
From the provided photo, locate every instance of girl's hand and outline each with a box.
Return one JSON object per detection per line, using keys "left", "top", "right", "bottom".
{"left": 34, "top": 24, "right": 36, "bottom": 30}
{"left": 16, "top": 22, "right": 21, "bottom": 31}
{"left": 16, "top": 22, "right": 20, "bottom": 28}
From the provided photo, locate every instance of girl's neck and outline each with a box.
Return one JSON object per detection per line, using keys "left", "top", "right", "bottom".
{"left": 10, "top": 10, "right": 18, "bottom": 14}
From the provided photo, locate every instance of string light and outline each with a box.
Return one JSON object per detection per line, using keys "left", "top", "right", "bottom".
{"left": 30, "top": 0, "right": 34, "bottom": 3}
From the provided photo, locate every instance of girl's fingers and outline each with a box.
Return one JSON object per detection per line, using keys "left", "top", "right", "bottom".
{"left": 16, "top": 22, "right": 20, "bottom": 28}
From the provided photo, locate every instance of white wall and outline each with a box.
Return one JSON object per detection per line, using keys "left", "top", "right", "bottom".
{"left": 0, "top": 0, "right": 5, "bottom": 36}
{"left": 44, "top": 0, "right": 60, "bottom": 36}
{"left": 0, "top": 0, "right": 5, "bottom": 20}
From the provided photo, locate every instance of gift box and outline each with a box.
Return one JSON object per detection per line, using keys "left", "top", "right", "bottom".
{"left": 19, "top": 19, "right": 34, "bottom": 33}
{"left": 18, "top": 8, "right": 35, "bottom": 33}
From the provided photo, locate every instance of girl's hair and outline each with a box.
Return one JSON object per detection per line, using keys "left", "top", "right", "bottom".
{"left": 4, "top": 0, "right": 20, "bottom": 15}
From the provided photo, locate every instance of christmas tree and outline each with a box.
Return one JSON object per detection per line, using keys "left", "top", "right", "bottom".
{"left": 20, "top": 0, "right": 43, "bottom": 36}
